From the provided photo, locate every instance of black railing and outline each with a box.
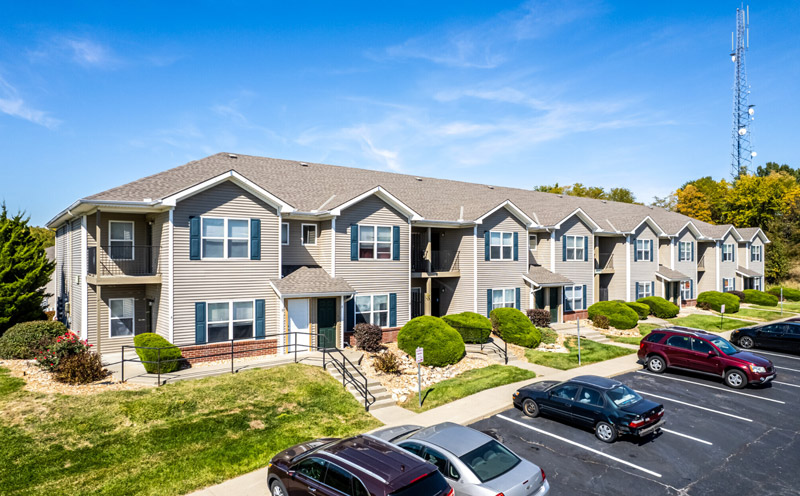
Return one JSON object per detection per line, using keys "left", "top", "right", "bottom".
{"left": 451, "top": 326, "right": 508, "bottom": 364}
{"left": 599, "top": 287, "right": 609, "bottom": 301}
{"left": 88, "top": 245, "right": 159, "bottom": 277}
{"left": 412, "top": 249, "right": 427, "bottom": 272}
{"left": 412, "top": 249, "right": 460, "bottom": 273}
{"left": 595, "top": 252, "right": 614, "bottom": 272}
{"left": 323, "top": 346, "right": 376, "bottom": 411}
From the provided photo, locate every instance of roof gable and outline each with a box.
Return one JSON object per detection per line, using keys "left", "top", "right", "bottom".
{"left": 475, "top": 200, "right": 536, "bottom": 227}
{"left": 161, "top": 170, "right": 294, "bottom": 213}
{"left": 330, "top": 186, "right": 422, "bottom": 221}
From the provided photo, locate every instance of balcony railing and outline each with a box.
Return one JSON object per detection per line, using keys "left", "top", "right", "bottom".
{"left": 412, "top": 249, "right": 460, "bottom": 273}
{"left": 698, "top": 256, "right": 705, "bottom": 270}
{"left": 87, "top": 245, "right": 160, "bottom": 277}
{"left": 595, "top": 252, "right": 614, "bottom": 272}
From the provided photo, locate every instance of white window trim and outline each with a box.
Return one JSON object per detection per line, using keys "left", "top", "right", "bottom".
{"left": 281, "top": 222, "right": 290, "bottom": 245}
{"left": 355, "top": 294, "right": 390, "bottom": 326}
{"left": 722, "top": 243, "right": 734, "bottom": 262}
{"left": 636, "top": 239, "right": 652, "bottom": 262}
{"left": 491, "top": 288, "right": 516, "bottom": 311}
{"left": 108, "top": 220, "right": 135, "bottom": 261}
{"left": 564, "top": 235, "right": 585, "bottom": 262}
{"left": 751, "top": 245, "right": 761, "bottom": 262}
{"left": 206, "top": 299, "right": 256, "bottom": 342}
{"left": 301, "top": 223, "right": 318, "bottom": 246}
{"left": 529, "top": 233, "right": 538, "bottom": 251}
{"left": 489, "top": 231, "right": 514, "bottom": 261}
{"left": 637, "top": 281, "right": 653, "bottom": 299}
{"left": 678, "top": 241, "right": 692, "bottom": 262}
{"left": 108, "top": 297, "right": 135, "bottom": 339}
{"left": 358, "top": 225, "right": 394, "bottom": 261}
{"left": 200, "top": 216, "right": 251, "bottom": 260}
{"left": 722, "top": 277, "right": 734, "bottom": 292}
{"left": 564, "top": 285, "right": 584, "bottom": 312}
{"left": 754, "top": 277, "right": 762, "bottom": 291}
{"left": 680, "top": 280, "right": 692, "bottom": 300}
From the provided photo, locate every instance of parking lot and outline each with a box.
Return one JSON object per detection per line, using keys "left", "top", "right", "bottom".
{"left": 470, "top": 350, "right": 800, "bottom": 495}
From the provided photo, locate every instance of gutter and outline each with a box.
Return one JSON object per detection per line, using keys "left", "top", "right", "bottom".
{"left": 47, "top": 199, "right": 164, "bottom": 228}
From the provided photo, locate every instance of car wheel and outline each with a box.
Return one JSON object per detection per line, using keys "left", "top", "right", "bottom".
{"left": 725, "top": 369, "right": 747, "bottom": 389}
{"left": 522, "top": 398, "right": 540, "bottom": 418}
{"left": 647, "top": 355, "right": 665, "bottom": 373}
{"left": 595, "top": 421, "right": 617, "bottom": 443}
{"left": 738, "top": 336, "right": 754, "bottom": 349}
{"left": 270, "top": 479, "right": 288, "bottom": 496}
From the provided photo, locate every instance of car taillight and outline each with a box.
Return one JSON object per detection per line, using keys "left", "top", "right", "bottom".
{"left": 445, "top": 488, "right": 454, "bottom": 496}
{"left": 629, "top": 418, "right": 645, "bottom": 428}
{"left": 541, "top": 467, "right": 546, "bottom": 481}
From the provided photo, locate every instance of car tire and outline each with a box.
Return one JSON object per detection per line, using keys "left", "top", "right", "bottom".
{"left": 738, "top": 336, "right": 754, "bottom": 349}
{"left": 724, "top": 369, "right": 747, "bottom": 389}
{"left": 647, "top": 355, "right": 666, "bottom": 374}
{"left": 595, "top": 421, "right": 617, "bottom": 443}
{"left": 270, "top": 479, "right": 288, "bottom": 496}
{"left": 522, "top": 398, "right": 540, "bottom": 418}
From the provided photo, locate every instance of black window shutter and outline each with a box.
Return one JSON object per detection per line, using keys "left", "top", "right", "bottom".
{"left": 651, "top": 281, "right": 655, "bottom": 296}
{"left": 515, "top": 287, "right": 521, "bottom": 310}
{"left": 190, "top": 216, "right": 201, "bottom": 260}
{"left": 649, "top": 241, "right": 653, "bottom": 262}
{"left": 634, "top": 240, "right": 638, "bottom": 262}
{"left": 250, "top": 219, "right": 261, "bottom": 260}
{"left": 635, "top": 282, "right": 640, "bottom": 300}
{"left": 582, "top": 285, "right": 587, "bottom": 310}
{"left": 392, "top": 226, "right": 400, "bottom": 261}
{"left": 583, "top": 236, "right": 588, "bottom": 262}
{"left": 513, "top": 232, "right": 519, "bottom": 261}
{"left": 195, "top": 302, "right": 206, "bottom": 344}
{"left": 389, "top": 293, "right": 397, "bottom": 326}
{"left": 255, "top": 299, "right": 265, "bottom": 339}
{"left": 484, "top": 231, "right": 490, "bottom": 261}
{"left": 562, "top": 236, "right": 566, "bottom": 261}
{"left": 350, "top": 224, "right": 358, "bottom": 261}
{"left": 691, "top": 242, "right": 695, "bottom": 262}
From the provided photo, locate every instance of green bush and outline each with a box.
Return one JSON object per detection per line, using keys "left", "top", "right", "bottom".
{"left": 592, "top": 314, "right": 610, "bottom": 329}
{"left": 442, "top": 312, "right": 492, "bottom": 343}
{"left": 53, "top": 351, "right": 108, "bottom": 384}
{"left": 0, "top": 320, "right": 68, "bottom": 359}
{"left": 490, "top": 308, "right": 541, "bottom": 348}
{"left": 539, "top": 326, "right": 558, "bottom": 345}
{"left": 742, "top": 289, "right": 779, "bottom": 306}
{"left": 768, "top": 287, "right": 800, "bottom": 302}
{"left": 625, "top": 302, "right": 650, "bottom": 320}
{"left": 133, "top": 333, "right": 183, "bottom": 373}
{"left": 397, "top": 316, "right": 465, "bottom": 367}
{"left": 637, "top": 296, "right": 680, "bottom": 319}
{"left": 697, "top": 291, "right": 740, "bottom": 313}
{"left": 34, "top": 331, "right": 91, "bottom": 372}
{"left": 587, "top": 301, "right": 638, "bottom": 330}
{"left": 728, "top": 290, "right": 745, "bottom": 302}
{"left": 526, "top": 309, "right": 551, "bottom": 328}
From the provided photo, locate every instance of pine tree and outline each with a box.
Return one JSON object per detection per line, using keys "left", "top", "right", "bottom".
{"left": 0, "top": 204, "right": 55, "bottom": 335}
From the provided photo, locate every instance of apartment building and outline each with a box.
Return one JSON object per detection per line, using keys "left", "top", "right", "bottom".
{"left": 48, "top": 153, "right": 769, "bottom": 355}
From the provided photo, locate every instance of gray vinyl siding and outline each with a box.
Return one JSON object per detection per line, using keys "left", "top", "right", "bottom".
{"left": 606, "top": 237, "right": 627, "bottom": 301}
{"left": 718, "top": 232, "right": 738, "bottom": 290}
{"left": 317, "top": 220, "right": 332, "bottom": 274}
{"left": 697, "top": 241, "right": 717, "bottom": 293}
{"left": 529, "top": 232, "right": 547, "bottom": 267}
{"left": 553, "top": 216, "right": 593, "bottom": 308}
{"left": 89, "top": 285, "right": 147, "bottom": 354}
{"left": 335, "top": 195, "right": 410, "bottom": 327}
{"left": 153, "top": 211, "right": 170, "bottom": 339}
{"left": 55, "top": 224, "right": 68, "bottom": 323}
{"left": 447, "top": 227, "right": 475, "bottom": 314}
{"left": 743, "top": 238, "right": 765, "bottom": 276}
{"left": 477, "top": 208, "right": 528, "bottom": 317}
{"left": 70, "top": 219, "right": 82, "bottom": 334}
{"left": 630, "top": 223, "right": 658, "bottom": 300}
{"left": 173, "top": 181, "right": 280, "bottom": 346}
{"left": 658, "top": 239, "right": 670, "bottom": 268}
{"left": 674, "top": 228, "right": 698, "bottom": 299}
{"left": 282, "top": 219, "right": 322, "bottom": 267}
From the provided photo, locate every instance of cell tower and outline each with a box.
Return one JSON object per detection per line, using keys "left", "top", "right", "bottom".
{"left": 730, "top": 4, "right": 755, "bottom": 179}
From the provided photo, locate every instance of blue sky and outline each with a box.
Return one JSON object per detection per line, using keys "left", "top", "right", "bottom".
{"left": 2, "top": 1, "right": 799, "bottom": 226}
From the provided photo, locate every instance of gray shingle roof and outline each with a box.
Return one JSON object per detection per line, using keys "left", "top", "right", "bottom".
{"left": 655, "top": 266, "right": 691, "bottom": 281}
{"left": 736, "top": 266, "right": 761, "bottom": 278}
{"left": 270, "top": 267, "right": 355, "bottom": 296}
{"left": 524, "top": 266, "right": 573, "bottom": 286}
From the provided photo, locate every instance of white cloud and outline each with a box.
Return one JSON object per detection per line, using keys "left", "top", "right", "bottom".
{"left": 64, "top": 38, "right": 113, "bottom": 66}
{"left": 0, "top": 76, "right": 60, "bottom": 129}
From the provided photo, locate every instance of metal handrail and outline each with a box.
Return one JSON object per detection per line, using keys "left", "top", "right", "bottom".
{"left": 323, "top": 347, "right": 376, "bottom": 410}
{"left": 451, "top": 326, "right": 508, "bottom": 364}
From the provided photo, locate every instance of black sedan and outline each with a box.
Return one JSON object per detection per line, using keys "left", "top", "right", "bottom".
{"left": 512, "top": 375, "right": 665, "bottom": 443}
{"left": 732, "top": 322, "right": 800, "bottom": 353}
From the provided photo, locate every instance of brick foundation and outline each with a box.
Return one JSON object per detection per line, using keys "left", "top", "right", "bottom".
{"left": 345, "top": 327, "right": 401, "bottom": 347}
{"left": 563, "top": 310, "right": 588, "bottom": 322}
{"left": 180, "top": 339, "right": 278, "bottom": 364}
{"left": 681, "top": 299, "right": 697, "bottom": 308}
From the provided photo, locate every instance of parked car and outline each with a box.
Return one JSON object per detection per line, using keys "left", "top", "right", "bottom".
{"left": 267, "top": 435, "right": 453, "bottom": 496}
{"left": 732, "top": 322, "right": 800, "bottom": 353}
{"left": 638, "top": 326, "right": 776, "bottom": 389}
{"left": 371, "top": 422, "right": 549, "bottom": 496}
{"left": 512, "top": 375, "right": 664, "bottom": 443}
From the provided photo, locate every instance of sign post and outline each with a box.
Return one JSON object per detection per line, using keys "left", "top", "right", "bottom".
{"left": 781, "top": 288, "right": 784, "bottom": 315}
{"left": 577, "top": 319, "right": 582, "bottom": 366}
{"left": 720, "top": 303, "right": 725, "bottom": 328}
{"left": 415, "top": 347, "right": 424, "bottom": 409}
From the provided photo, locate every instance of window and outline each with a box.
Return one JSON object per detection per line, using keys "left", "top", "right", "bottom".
{"left": 754, "top": 277, "right": 762, "bottom": 291}
{"left": 606, "top": 385, "right": 643, "bottom": 407}
{"left": 722, "top": 278, "right": 734, "bottom": 292}
{"left": 399, "top": 442, "right": 425, "bottom": 457}
{"left": 636, "top": 239, "right": 652, "bottom": 261}
{"left": 679, "top": 241, "right": 693, "bottom": 261}
{"left": 565, "top": 235, "right": 585, "bottom": 261}
{"left": 681, "top": 280, "right": 692, "bottom": 300}
{"left": 491, "top": 289, "right": 515, "bottom": 310}
{"left": 295, "top": 457, "right": 326, "bottom": 482}
{"left": 109, "top": 221, "right": 134, "bottom": 260}
{"left": 301, "top": 224, "right": 317, "bottom": 246}
{"left": 643, "top": 332, "right": 666, "bottom": 343}
{"left": 421, "top": 448, "right": 451, "bottom": 478}
{"left": 666, "top": 335, "right": 691, "bottom": 349}
{"left": 722, "top": 243, "right": 734, "bottom": 262}
{"left": 577, "top": 387, "right": 603, "bottom": 407}
{"left": 207, "top": 301, "right": 254, "bottom": 342}
{"left": 751, "top": 245, "right": 762, "bottom": 262}
{"left": 692, "top": 338, "right": 714, "bottom": 354}
{"left": 636, "top": 282, "right": 653, "bottom": 299}
{"left": 490, "top": 231, "right": 513, "bottom": 260}
{"left": 458, "top": 441, "right": 521, "bottom": 483}
{"left": 359, "top": 225, "right": 392, "bottom": 260}
{"left": 281, "top": 223, "right": 289, "bottom": 245}
{"left": 109, "top": 298, "right": 135, "bottom": 337}
{"left": 564, "top": 285, "right": 584, "bottom": 312}
{"left": 529, "top": 234, "right": 537, "bottom": 251}
{"left": 355, "top": 294, "right": 389, "bottom": 326}
{"left": 323, "top": 463, "right": 353, "bottom": 494}
{"left": 202, "top": 217, "right": 249, "bottom": 259}
{"left": 551, "top": 384, "right": 579, "bottom": 401}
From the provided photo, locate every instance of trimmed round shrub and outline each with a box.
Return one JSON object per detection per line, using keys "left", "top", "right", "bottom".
{"left": 0, "top": 320, "right": 68, "bottom": 359}
{"left": 539, "top": 326, "right": 558, "bottom": 345}
{"left": 728, "top": 290, "right": 745, "bottom": 302}
{"left": 442, "top": 312, "right": 491, "bottom": 343}
{"left": 637, "top": 296, "right": 680, "bottom": 319}
{"left": 743, "top": 289, "right": 779, "bottom": 307}
{"left": 625, "top": 301, "right": 650, "bottom": 320}
{"left": 588, "top": 301, "right": 638, "bottom": 330}
{"left": 397, "top": 316, "right": 465, "bottom": 367}
{"left": 490, "top": 308, "right": 541, "bottom": 348}
{"left": 353, "top": 323, "right": 383, "bottom": 352}
{"left": 768, "top": 287, "right": 800, "bottom": 302}
{"left": 697, "top": 291, "right": 740, "bottom": 313}
{"left": 592, "top": 314, "right": 610, "bottom": 329}
{"left": 526, "top": 308, "right": 551, "bottom": 328}
{"left": 54, "top": 351, "right": 108, "bottom": 384}
{"left": 133, "top": 333, "right": 183, "bottom": 373}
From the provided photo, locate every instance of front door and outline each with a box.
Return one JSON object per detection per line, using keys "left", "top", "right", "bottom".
{"left": 549, "top": 287, "right": 559, "bottom": 323}
{"left": 317, "top": 298, "right": 337, "bottom": 349}
{"left": 535, "top": 289, "right": 545, "bottom": 310}
{"left": 287, "top": 299, "right": 310, "bottom": 352}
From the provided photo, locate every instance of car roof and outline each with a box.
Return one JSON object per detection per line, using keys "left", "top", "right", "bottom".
{"left": 407, "top": 422, "right": 494, "bottom": 457}
{"left": 659, "top": 326, "right": 715, "bottom": 337}
{"left": 568, "top": 375, "right": 622, "bottom": 390}
{"left": 320, "top": 435, "right": 433, "bottom": 487}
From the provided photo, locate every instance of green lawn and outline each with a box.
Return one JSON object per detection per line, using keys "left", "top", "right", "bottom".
{"left": 0, "top": 364, "right": 380, "bottom": 496}
{"left": 729, "top": 307, "right": 797, "bottom": 321}
{"left": 667, "top": 314, "right": 752, "bottom": 332}
{"left": 525, "top": 337, "right": 635, "bottom": 370}
{"left": 748, "top": 301, "right": 800, "bottom": 313}
{"left": 607, "top": 323, "right": 663, "bottom": 346}
{"left": 401, "top": 365, "right": 535, "bottom": 413}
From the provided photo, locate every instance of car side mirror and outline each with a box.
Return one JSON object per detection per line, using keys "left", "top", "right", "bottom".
{"left": 707, "top": 350, "right": 716, "bottom": 357}
{"left": 287, "top": 470, "right": 295, "bottom": 479}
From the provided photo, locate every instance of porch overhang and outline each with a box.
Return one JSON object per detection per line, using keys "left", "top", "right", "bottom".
{"left": 736, "top": 266, "right": 761, "bottom": 278}
{"left": 655, "top": 266, "right": 691, "bottom": 282}
{"left": 523, "top": 266, "right": 573, "bottom": 287}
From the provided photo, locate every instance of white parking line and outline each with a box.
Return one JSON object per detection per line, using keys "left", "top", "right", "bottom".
{"left": 637, "top": 390, "right": 752, "bottom": 422}
{"left": 748, "top": 350, "right": 800, "bottom": 361}
{"left": 776, "top": 366, "right": 800, "bottom": 373}
{"left": 774, "top": 381, "right": 800, "bottom": 389}
{"left": 636, "top": 371, "right": 786, "bottom": 404}
{"left": 497, "top": 414, "right": 663, "bottom": 478}
{"left": 660, "top": 428, "right": 713, "bottom": 446}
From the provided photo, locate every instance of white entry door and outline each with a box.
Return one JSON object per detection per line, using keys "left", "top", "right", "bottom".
{"left": 287, "top": 299, "right": 310, "bottom": 351}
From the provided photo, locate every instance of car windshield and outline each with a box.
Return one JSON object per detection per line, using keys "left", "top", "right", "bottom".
{"left": 606, "top": 385, "right": 642, "bottom": 407}
{"left": 459, "top": 440, "right": 521, "bottom": 483}
{"left": 389, "top": 471, "right": 451, "bottom": 496}
{"left": 709, "top": 336, "right": 738, "bottom": 355}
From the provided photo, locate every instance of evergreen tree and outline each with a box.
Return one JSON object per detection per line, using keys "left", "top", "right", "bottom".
{"left": 0, "top": 204, "right": 55, "bottom": 335}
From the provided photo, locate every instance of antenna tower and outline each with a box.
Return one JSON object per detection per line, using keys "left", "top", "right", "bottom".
{"left": 730, "top": 5, "right": 755, "bottom": 179}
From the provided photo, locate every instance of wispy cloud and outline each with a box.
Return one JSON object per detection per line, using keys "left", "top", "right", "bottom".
{"left": 63, "top": 38, "right": 114, "bottom": 66}
{"left": 0, "top": 75, "right": 60, "bottom": 129}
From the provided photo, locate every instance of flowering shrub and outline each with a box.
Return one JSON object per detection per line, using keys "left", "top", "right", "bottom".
{"left": 35, "top": 332, "right": 92, "bottom": 371}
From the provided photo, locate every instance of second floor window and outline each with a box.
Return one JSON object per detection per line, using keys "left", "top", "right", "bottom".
{"left": 564, "top": 235, "right": 585, "bottom": 261}
{"left": 750, "top": 245, "right": 761, "bottom": 262}
{"left": 722, "top": 277, "right": 734, "bottom": 292}
{"left": 302, "top": 224, "right": 317, "bottom": 245}
{"left": 202, "top": 217, "right": 249, "bottom": 259}
{"left": 109, "top": 221, "right": 134, "bottom": 260}
{"left": 636, "top": 239, "right": 652, "bottom": 261}
{"left": 722, "top": 244, "right": 734, "bottom": 262}
{"left": 355, "top": 294, "right": 389, "bottom": 326}
{"left": 491, "top": 288, "right": 515, "bottom": 310}
{"left": 281, "top": 223, "right": 289, "bottom": 245}
{"left": 490, "top": 232, "right": 513, "bottom": 260}
{"left": 678, "top": 241, "right": 693, "bottom": 262}
{"left": 359, "top": 225, "right": 392, "bottom": 259}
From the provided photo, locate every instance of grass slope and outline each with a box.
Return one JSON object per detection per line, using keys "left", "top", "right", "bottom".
{"left": 525, "top": 337, "right": 635, "bottom": 370}
{"left": 0, "top": 364, "right": 380, "bottom": 496}
{"left": 730, "top": 308, "right": 798, "bottom": 322}
{"left": 607, "top": 323, "right": 663, "bottom": 346}
{"left": 748, "top": 301, "right": 800, "bottom": 313}
{"left": 668, "top": 314, "right": 751, "bottom": 332}
{"left": 401, "top": 365, "right": 535, "bottom": 413}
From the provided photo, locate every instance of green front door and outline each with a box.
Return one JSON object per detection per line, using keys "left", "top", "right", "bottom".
{"left": 317, "top": 298, "right": 337, "bottom": 349}
{"left": 535, "top": 290, "right": 545, "bottom": 310}
{"left": 549, "top": 287, "right": 559, "bottom": 323}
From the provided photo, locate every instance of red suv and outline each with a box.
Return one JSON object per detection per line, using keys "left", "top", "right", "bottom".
{"left": 637, "top": 327, "right": 776, "bottom": 389}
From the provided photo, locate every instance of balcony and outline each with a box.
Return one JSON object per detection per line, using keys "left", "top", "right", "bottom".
{"left": 595, "top": 252, "right": 614, "bottom": 274}
{"left": 87, "top": 245, "right": 162, "bottom": 285}
{"left": 697, "top": 256, "right": 706, "bottom": 271}
{"left": 412, "top": 249, "right": 460, "bottom": 277}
